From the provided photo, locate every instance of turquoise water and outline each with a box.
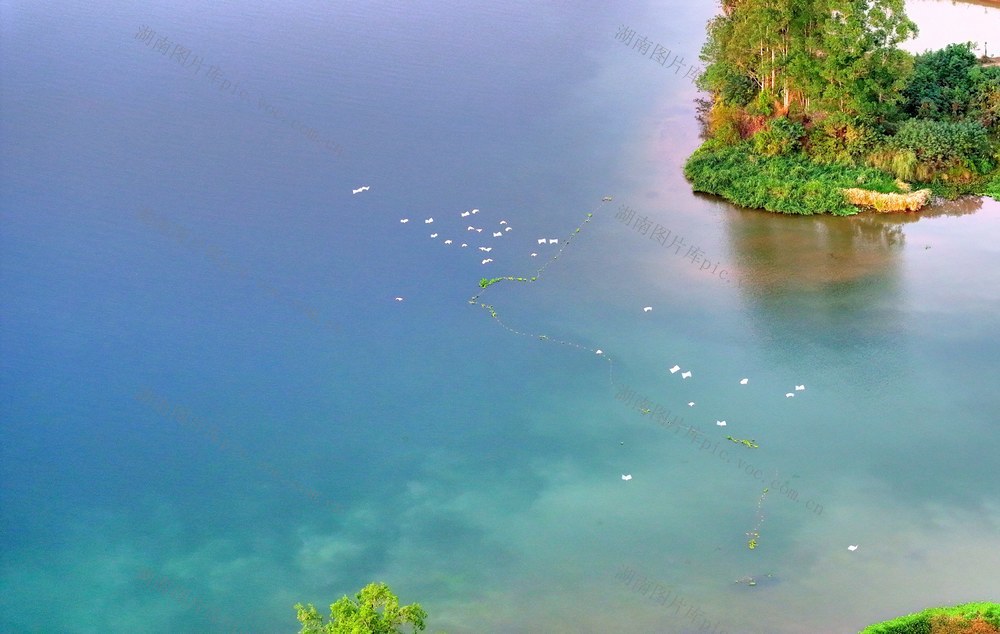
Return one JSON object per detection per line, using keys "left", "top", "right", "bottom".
{"left": 2, "top": 1, "right": 998, "bottom": 633}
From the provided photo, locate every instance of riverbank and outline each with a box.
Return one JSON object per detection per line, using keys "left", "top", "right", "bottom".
{"left": 683, "top": 143, "right": 901, "bottom": 215}
{"left": 860, "top": 602, "right": 1000, "bottom": 633}
{"left": 683, "top": 139, "right": 1000, "bottom": 215}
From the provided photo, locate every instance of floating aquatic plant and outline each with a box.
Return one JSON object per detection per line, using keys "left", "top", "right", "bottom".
{"left": 726, "top": 436, "right": 759, "bottom": 448}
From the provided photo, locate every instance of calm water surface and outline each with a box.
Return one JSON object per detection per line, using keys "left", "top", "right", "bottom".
{"left": 1, "top": 1, "right": 998, "bottom": 632}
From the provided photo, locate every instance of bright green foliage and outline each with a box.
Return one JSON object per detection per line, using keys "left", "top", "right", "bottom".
{"left": 295, "top": 582, "right": 427, "bottom": 634}
{"left": 809, "top": 0, "right": 917, "bottom": 121}
{"left": 725, "top": 435, "right": 760, "bottom": 448}
{"left": 697, "top": 58, "right": 756, "bottom": 107}
{"left": 803, "top": 113, "right": 884, "bottom": 165}
{"left": 752, "top": 117, "right": 806, "bottom": 156}
{"left": 984, "top": 174, "right": 1000, "bottom": 200}
{"left": 698, "top": 0, "right": 916, "bottom": 118}
{"left": 684, "top": 142, "right": 899, "bottom": 215}
{"left": 859, "top": 601, "right": 1000, "bottom": 633}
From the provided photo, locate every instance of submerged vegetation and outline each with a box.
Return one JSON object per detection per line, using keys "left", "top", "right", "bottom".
{"left": 686, "top": 0, "right": 1000, "bottom": 214}
{"left": 860, "top": 602, "right": 1000, "bottom": 633}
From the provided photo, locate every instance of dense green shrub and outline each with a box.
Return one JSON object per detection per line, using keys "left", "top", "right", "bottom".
{"left": 983, "top": 174, "right": 1000, "bottom": 200}
{"left": 890, "top": 119, "right": 992, "bottom": 169}
{"left": 902, "top": 43, "right": 979, "bottom": 120}
{"left": 752, "top": 117, "right": 806, "bottom": 157}
{"left": 970, "top": 76, "right": 1000, "bottom": 130}
{"left": 697, "top": 60, "right": 756, "bottom": 107}
{"left": 747, "top": 90, "right": 777, "bottom": 117}
{"left": 901, "top": 43, "right": 1000, "bottom": 129}
{"left": 804, "top": 114, "right": 885, "bottom": 166}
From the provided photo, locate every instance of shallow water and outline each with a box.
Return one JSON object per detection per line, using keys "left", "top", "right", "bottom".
{"left": 1, "top": 1, "right": 998, "bottom": 633}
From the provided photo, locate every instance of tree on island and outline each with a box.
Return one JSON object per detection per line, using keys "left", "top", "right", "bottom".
{"left": 295, "top": 582, "right": 427, "bottom": 634}
{"left": 699, "top": 0, "right": 917, "bottom": 120}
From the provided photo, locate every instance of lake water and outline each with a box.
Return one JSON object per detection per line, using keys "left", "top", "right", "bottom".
{"left": 1, "top": 1, "right": 998, "bottom": 633}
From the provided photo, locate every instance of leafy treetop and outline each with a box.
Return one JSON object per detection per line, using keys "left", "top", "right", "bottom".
{"left": 295, "top": 582, "right": 428, "bottom": 634}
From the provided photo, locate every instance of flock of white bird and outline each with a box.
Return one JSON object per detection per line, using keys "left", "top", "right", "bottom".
{"left": 392, "top": 198, "right": 565, "bottom": 271}
{"left": 620, "top": 323, "right": 851, "bottom": 550}
{"left": 361, "top": 184, "right": 570, "bottom": 301}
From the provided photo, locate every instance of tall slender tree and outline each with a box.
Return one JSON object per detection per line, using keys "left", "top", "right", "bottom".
{"left": 698, "top": 0, "right": 917, "bottom": 120}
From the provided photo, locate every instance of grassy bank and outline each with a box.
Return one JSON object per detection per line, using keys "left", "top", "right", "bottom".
{"left": 684, "top": 141, "right": 906, "bottom": 215}
{"left": 684, "top": 132, "right": 1000, "bottom": 215}
{"left": 860, "top": 601, "right": 1000, "bottom": 633}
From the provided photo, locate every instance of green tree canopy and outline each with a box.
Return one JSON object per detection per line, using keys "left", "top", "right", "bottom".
{"left": 295, "top": 582, "right": 427, "bottom": 634}
{"left": 901, "top": 42, "right": 1000, "bottom": 127}
{"left": 698, "top": 0, "right": 917, "bottom": 120}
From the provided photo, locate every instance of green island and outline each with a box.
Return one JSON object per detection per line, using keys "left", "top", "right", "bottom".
{"left": 860, "top": 601, "right": 1000, "bottom": 633}
{"left": 686, "top": 0, "right": 1000, "bottom": 214}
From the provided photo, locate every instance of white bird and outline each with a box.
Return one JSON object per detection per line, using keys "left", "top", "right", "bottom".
{"left": 688, "top": 402, "right": 695, "bottom": 407}
{"left": 548, "top": 239, "right": 559, "bottom": 244}
{"left": 467, "top": 226, "right": 476, "bottom": 231}
{"left": 538, "top": 239, "right": 546, "bottom": 244}
{"left": 479, "top": 247, "right": 492, "bottom": 252}
{"left": 504, "top": 226, "right": 512, "bottom": 232}
{"left": 500, "top": 220, "right": 508, "bottom": 225}
{"left": 681, "top": 371, "right": 692, "bottom": 379}
{"left": 595, "top": 350, "right": 603, "bottom": 355}
{"left": 740, "top": 378, "right": 749, "bottom": 385}
{"left": 476, "top": 228, "right": 483, "bottom": 233}
{"left": 785, "top": 393, "right": 794, "bottom": 398}
{"left": 461, "top": 243, "right": 468, "bottom": 247}
{"left": 430, "top": 233, "right": 438, "bottom": 238}
{"left": 795, "top": 385, "right": 805, "bottom": 391}
{"left": 669, "top": 365, "right": 680, "bottom": 374}
{"left": 621, "top": 474, "right": 632, "bottom": 481}
{"left": 461, "top": 211, "right": 470, "bottom": 217}
{"left": 848, "top": 545, "right": 859, "bottom": 552}
{"left": 444, "top": 239, "right": 453, "bottom": 245}
{"left": 530, "top": 252, "right": 538, "bottom": 257}
{"left": 394, "top": 297, "right": 404, "bottom": 301}
{"left": 716, "top": 420, "right": 727, "bottom": 426}
{"left": 643, "top": 306, "right": 652, "bottom": 312}
{"left": 400, "top": 218, "right": 409, "bottom": 223}
{"left": 471, "top": 208, "right": 479, "bottom": 214}
{"left": 493, "top": 231, "right": 502, "bottom": 237}
{"left": 425, "top": 218, "right": 434, "bottom": 224}
{"left": 352, "top": 185, "right": 370, "bottom": 194}
{"left": 481, "top": 258, "right": 493, "bottom": 264}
